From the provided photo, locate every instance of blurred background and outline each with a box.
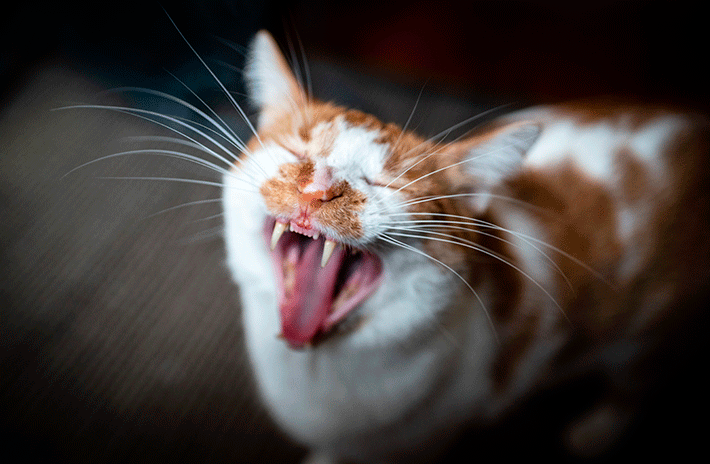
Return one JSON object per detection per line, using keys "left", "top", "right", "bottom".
{"left": 2, "top": 1, "right": 707, "bottom": 463}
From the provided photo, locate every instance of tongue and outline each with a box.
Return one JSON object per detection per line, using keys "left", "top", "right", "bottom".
{"left": 279, "top": 238, "right": 346, "bottom": 347}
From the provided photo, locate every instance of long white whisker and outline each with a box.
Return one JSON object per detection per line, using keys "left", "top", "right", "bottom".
{"left": 379, "top": 233, "right": 500, "bottom": 344}
{"left": 164, "top": 71, "right": 250, "bottom": 151}
{"left": 162, "top": 8, "right": 264, "bottom": 149}
{"left": 383, "top": 105, "right": 511, "bottom": 191}
{"left": 209, "top": 58, "right": 244, "bottom": 75}
{"left": 189, "top": 212, "right": 224, "bottom": 224}
{"left": 177, "top": 226, "right": 224, "bottom": 246}
{"left": 95, "top": 176, "right": 253, "bottom": 191}
{"left": 386, "top": 132, "right": 539, "bottom": 203}
{"left": 387, "top": 211, "right": 613, "bottom": 288}
{"left": 283, "top": 24, "right": 306, "bottom": 101}
{"left": 146, "top": 198, "right": 223, "bottom": 218}
{"left": 382, "top": 192, "right": 552, "bottom": 220}
{"left": 214, "top": 36, "right": 248, "bottom": 57}
{"left": 61, "top": 149, "right": 257, "bottom": 188}
{"left": 103, "top": 86, "right": 249, "bottom": 155}
{"left": 392, "top": 82, "right": 427, "bottom": 154}
{"left": 385, "top": 229, "right": 570, "bottom": 324}
{"left": 54, "top": 103, "right": 269, "bottom": 183}
{"left": 293, "top": 27, "right": 313, "bottom": 105}
{"left": 56, "top": 103, "right": 237, "bottom": 160}
{"left": 384, "top": 220, "right": 574, "bottom": 291}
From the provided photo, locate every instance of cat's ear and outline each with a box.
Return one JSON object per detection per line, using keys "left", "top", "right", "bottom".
{"left": 447, "top": 122, "right": 541, "bottom": 213}
{"left": 244, "top": 30, "right": 304, "bottom": 129}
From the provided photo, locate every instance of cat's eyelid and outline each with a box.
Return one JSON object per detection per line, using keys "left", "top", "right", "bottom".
{"left": 282, "top": 146, "right": 305, "bottom": 159}
{"left": 364, "top": 176, "right": 390, "bottom": 189}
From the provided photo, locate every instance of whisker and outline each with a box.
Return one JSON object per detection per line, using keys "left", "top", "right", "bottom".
{"left": 176, "top": 225, "right": 224, "bottom": 246}
{"left": 162, "top": 8, "right": 265, "bottom": 150}
{"left": 95, "top": 175, "right": 254, "bottom": 191}
{"left": 145, "top": 198, "right": 224, "bottom": 219}
{"left": 56, "top": 103, "right": 238, "bottom": 161}
{"left": 379, "top": 233, "right": 500, "bottom": 344}
{"left": 209, "top": 59, "right": 245, "bottom": 77}
{"left": 102, "top": 86, "right": 249, "bottom": 156}
{"left": 385, "top": 229, "right": 570, "bottom": 324}
{"left": 189, "top": 212, "right": 224, "bottom": 224}
{"left": 282, "top": 23, "right": 307, "bottom": 103}
{"left": 163, "top": 71, "right": 251, "bottom": 152}
{"left": 383, "top": 105, "right": 511, "bottom": 191}
{"left": 54, "top": 103, "right": 269, "bottom": 183}
{"left": 293, "top": 27, "right": 313, "bottom": 105}
{"left": 384, "top": 192, "right": 552, "bottom": 219}
{"left": 384, "top": 131, "right": 539, "bottom": 204}
{"left": 61, "top": 149, "right": 256, "bottom": 188}
{"left": 392, "top": 81, "right": 427, "bottom": 154}
{"left": 387, "top": 211, "right": 613, "bottom": 288}
{"left": 214, "top": 36, "right": 248, "bottom": 58}
{"left": 383, "top": 219, "right": 574, "bottom": 291}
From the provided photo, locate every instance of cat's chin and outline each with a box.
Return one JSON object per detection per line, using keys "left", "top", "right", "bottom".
{"left": 263, "top": 218, "right": 383, "bottom": 349}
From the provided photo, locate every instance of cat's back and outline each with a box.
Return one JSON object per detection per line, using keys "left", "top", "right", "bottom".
{"left": 496, "top": 100, "right": 709, "bottom": 344}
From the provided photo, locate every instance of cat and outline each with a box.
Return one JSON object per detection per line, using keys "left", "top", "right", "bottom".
{"left": 222, "top": 31, "right": 710, "bottom": 463}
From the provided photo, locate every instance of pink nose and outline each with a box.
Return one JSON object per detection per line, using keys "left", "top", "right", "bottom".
{"left": 298, "top": 165, "right": 336, "bottom": 204}
{"left": 298, "top": 188, "right": 327, "bottom": 203}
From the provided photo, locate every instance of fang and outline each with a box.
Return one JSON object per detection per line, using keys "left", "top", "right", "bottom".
{"left": 321, "top": 239, "right": 337, "bottom": 268}
{"left": 271, "top": 221, "right": 287, "bottom": 250}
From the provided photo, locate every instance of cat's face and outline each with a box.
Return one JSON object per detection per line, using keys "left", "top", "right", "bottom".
{"left": 223, "top": 31, "right": 538, "bottom": 348}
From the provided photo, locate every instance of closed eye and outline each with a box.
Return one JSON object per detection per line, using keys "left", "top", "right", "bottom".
{"left": 363, "top": 175, "right": 390, "bottom": 188}
{"left": 289, "top": 149, "right": 306, "bottom": 160}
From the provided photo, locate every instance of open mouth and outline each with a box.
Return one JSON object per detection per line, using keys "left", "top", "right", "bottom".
{"left": 265, "top": 219, "right": 383, "bottom": 348}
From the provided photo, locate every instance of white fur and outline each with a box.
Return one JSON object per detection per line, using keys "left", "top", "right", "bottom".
{"left": 223, "top": 129, "right": 502, "bottom": 461}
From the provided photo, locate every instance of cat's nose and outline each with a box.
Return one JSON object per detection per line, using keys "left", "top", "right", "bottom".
{"left": 297, "top": 165, "right": 339, "bottom": 204}
{"left": 297, "top": 183, "right": 338, "bottom": 204}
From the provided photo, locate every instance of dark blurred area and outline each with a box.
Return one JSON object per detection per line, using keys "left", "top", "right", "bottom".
{"left": 1, "top": 1, "right": 707, "bottom": 463}
{"left": 3, "top": 1, "right": 709, "bottom": 108}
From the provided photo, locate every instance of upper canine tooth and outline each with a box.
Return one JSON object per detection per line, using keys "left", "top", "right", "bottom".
{"left": 321, "top": 239, "right": 337, "bottom": 268}
{"left": 271, "top": 221, "right": 287, "bottom": 250}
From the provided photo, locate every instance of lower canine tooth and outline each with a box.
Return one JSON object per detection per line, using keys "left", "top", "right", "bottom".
{"left": 271, "top": 221, "right": 287, "bottom": 250}
{"left": 321, "top": 239, "right": 337, "bottom": 268}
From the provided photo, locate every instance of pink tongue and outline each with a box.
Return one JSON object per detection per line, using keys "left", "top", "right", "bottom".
{"left": 279, "top": 239, "right": 346, "bottom": 347}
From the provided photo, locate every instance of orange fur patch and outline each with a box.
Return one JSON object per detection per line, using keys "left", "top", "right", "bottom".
{"left": 260, "top": 160, "right": 366, "bottom": 239}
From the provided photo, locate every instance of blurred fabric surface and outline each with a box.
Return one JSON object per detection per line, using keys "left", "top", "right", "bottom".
{"left": 2, "top": 1, "right": 707, "bottom": 463}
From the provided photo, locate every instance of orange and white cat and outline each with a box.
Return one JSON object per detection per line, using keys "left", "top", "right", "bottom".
{"left": 223, "top": 31, "right": 709, "bottom": 462}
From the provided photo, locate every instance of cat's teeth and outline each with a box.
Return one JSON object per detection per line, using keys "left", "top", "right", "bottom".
{"left": 312, "top": 231, "right": 320, "bottom": 240}
{"left": 271, "top": 221, "right": 287, "bottom": 250}
{"left": 321, "top": 239, "right": 337, "bottom": 268}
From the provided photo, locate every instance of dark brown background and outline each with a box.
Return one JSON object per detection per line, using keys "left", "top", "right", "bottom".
{"left": 2, "top": 1, "right": 707, "bottom": 463}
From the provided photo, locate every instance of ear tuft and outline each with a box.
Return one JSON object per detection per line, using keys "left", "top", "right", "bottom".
{"left": 458, "top": 123, "right": 541, "bottom": 213}
{"left": 244, "top": 30, "right": 302, "bottom": 128}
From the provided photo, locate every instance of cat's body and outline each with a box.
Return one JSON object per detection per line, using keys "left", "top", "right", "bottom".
{"left": 223, "top": 31, "right": 709, "bottom": 462}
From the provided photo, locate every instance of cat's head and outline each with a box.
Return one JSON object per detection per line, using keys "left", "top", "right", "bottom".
{"left": 225, "top": 31, "right": 539, "bottom": 348}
